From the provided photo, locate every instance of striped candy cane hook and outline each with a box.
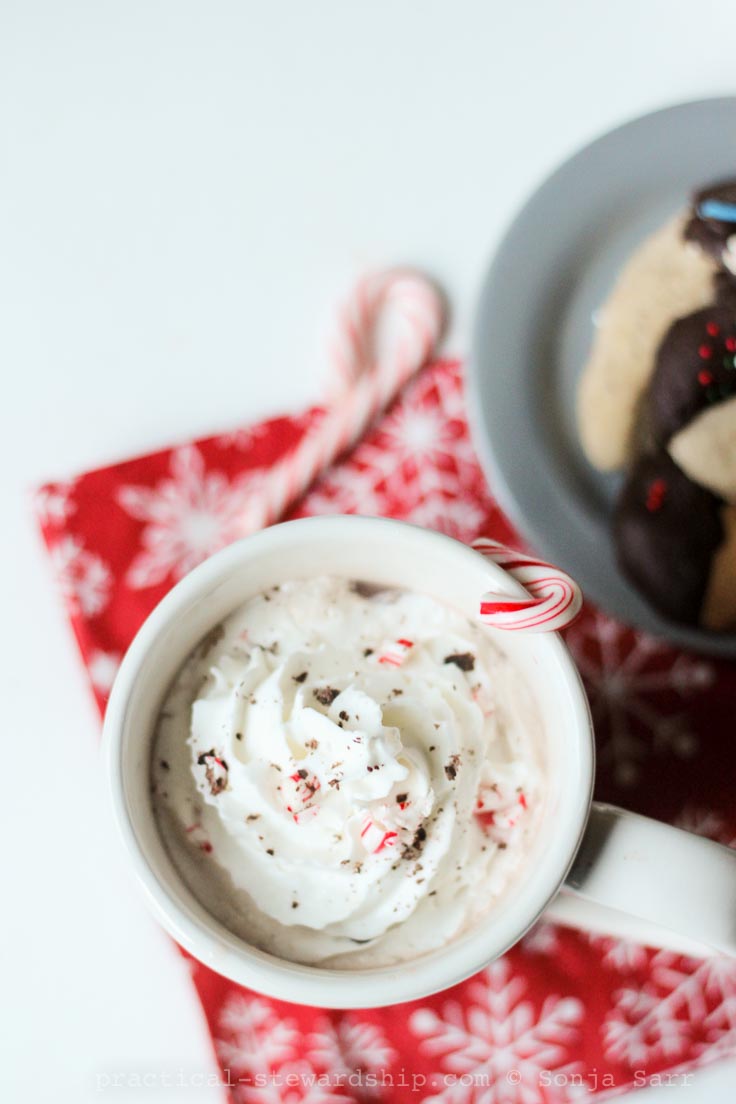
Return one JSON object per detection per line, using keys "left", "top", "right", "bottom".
{"left": 241, "top": 269, "right": 445, "bottom": 533}
{"left": 473, "top": 538, "right": 582, "bottom": 633}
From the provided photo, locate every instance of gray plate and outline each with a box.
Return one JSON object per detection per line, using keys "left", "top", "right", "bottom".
{"left": 468, "top": 97, "right": 736, "bottom": 658}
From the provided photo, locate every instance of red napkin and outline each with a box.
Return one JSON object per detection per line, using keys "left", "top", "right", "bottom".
{"left": 36, "top": 360, "right": 736, "bottom": 1102}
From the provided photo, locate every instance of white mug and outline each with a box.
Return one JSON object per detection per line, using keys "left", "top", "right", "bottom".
{"left": 104, "top": 515, "right": 736, "bottom": 1009}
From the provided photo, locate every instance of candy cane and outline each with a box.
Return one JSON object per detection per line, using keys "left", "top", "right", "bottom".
{"left": 241, "top": 270, "right": 445, "bottom": 532}
{"left": 473, "top": 538, "right": 582, "bottom": 633}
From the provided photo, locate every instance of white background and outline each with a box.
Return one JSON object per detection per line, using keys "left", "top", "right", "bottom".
{"left": 1, "top": 1, "right": 735, "bottom": 1100}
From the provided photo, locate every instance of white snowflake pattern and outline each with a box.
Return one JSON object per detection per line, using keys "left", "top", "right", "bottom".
{"left": 408, "top": 492, "right": 488, "bottom": 543}
{"left": 586, "top": 934, "right": 649, "bottom": 974}
{"left": 565, "top": 612, "right": 714, "bottom": 786}
{"left": 216, "top": 995, "right": 353, "bottom": 1104}
{"left": 307, "top": 1016, "right": 395, "bottom": 1096}
{"left": 118, "top": 445, "right": 262, "bottom": 588}
{"left": 378, "top": 396, "right": 473, "bottom": 473}
{"left": 87, "top": 650, "right": 121, "bottom": 695}
{"left": 49, "top": 535, "right": 112, "bottom": 617}
{"left": 521, "top": 921, "right": 561, "bottom": 957}
{"left": 409, "top": 958, "right": 583, "bottom": 1103}
{"left": 215, "top": 994, "right": 300, "bottom": 1079}
{"left": 602, "top": 951, "right": 736, "bottom": 1068}
{"left": 35, "top": 481, "right": 76, "bottom": 526}
{"left": 303, "top": 460, "right": 393, "bottom": 518}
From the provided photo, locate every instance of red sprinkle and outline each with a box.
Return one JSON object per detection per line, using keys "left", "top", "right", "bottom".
{"left": 706, "top": 321, "right": 720, "bottom": 337}
{"left": 199, "top": 842, "right": 213, "bottom": 853}
{"left": 699, "top": 344, "right": 713, "bottom": 360}
{"left": 396, "top": 638, "right": 414, "bottom": 648}
{"left": 645, "top": 478, "right": 668, "bottom": 513}
{"left": 698, "top": 369, "right": 714, "bottom": 386}
{"left": 727, "top": 336, "right": 736, "bottom": 352}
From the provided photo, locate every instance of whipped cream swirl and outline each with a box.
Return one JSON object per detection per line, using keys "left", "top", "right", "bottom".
{"left": 153, "top": 577, "right": 543, "bottom": 967}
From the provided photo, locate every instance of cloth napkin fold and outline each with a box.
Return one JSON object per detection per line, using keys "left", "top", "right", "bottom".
{"left": 36, "top": 359, "right": 736, "bottom": 1103}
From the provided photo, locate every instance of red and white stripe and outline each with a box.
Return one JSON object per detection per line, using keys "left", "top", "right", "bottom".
{"left": 377, "top": 637, "right": 414, "bottom": 667}
{"left": 473, "top": 538, "right": 582, "bottom": 633}
{"left": 241, "top": 269, "right": 444, "bottom": 532}
{"left": 360, "top": 815, "right": 398, "bottom": 854}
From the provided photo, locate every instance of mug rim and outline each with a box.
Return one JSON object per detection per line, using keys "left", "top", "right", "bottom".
{"left": 104, "top": 515, "right": 594, "bottom": 1008}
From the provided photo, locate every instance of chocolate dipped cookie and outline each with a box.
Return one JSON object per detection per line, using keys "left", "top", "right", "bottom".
{"left": 613, "top": 450, "right": 736, "bottom": 630}
{"left": 642, "top": 303, "right": 736, "bottom": 504}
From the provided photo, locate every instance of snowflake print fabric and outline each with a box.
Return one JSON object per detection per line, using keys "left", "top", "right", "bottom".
{"left": 35, "top": 360, "right": 736, "bottom": 1101}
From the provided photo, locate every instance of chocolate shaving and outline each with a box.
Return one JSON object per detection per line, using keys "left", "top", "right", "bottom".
{"left": 402, "top": 825, "right": 427, "bottom": 861}
{"left": 196, "top": 749, "right": 229, "bottom": 795}
{"left": 396, "top": 792, "right": 408, "bottom": 804}
{"left": 293, "top": 671, "right": 308, "bottom": 683}
{"left": 444, "top": 754, "right": 461, "bottom": 781}
{"left": 351, "top": 580, "right": 388, "bottom": 598}
{"left": 444, "top": 652, "right": 475, "bottom": 672}
{"left": 339, "top": 710, "right": 349, "bottom": 722}
{"left": 159, "top": 759, "right": 170, "bottom": 771}
{"left": 363, "top": 648, "right": 374, "bottom": 657}
{"left": 313, "top": 686, "right": 339, "bottom": 706}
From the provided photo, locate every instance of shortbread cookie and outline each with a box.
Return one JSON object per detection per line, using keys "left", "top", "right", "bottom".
{"left": 577, "top": 215, "right": 716, "bottom": 471}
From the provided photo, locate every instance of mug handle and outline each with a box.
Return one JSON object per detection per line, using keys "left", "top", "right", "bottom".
{"left": 545, "top": 803, "right": 736, "bottom": 957}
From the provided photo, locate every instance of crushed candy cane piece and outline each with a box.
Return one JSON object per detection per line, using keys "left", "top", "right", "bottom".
{"left": 377, "top": 638, "right": 414, "bottom": 666}
{"left": 292, "top": 805, "right": 320, "bottom": 825}
{"left": 474, "top": 787, "right": 530, "bottom": 845}
{"left": 282, "top": 768, "right": 321, "bottom": 815}
{"left": 360, "top": 816, "right": 398, "bottom": 853}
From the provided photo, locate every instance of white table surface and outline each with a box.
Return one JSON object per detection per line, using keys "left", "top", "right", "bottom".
{"left": 2, "top": 1, "right": 735, "bottom": 1099}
